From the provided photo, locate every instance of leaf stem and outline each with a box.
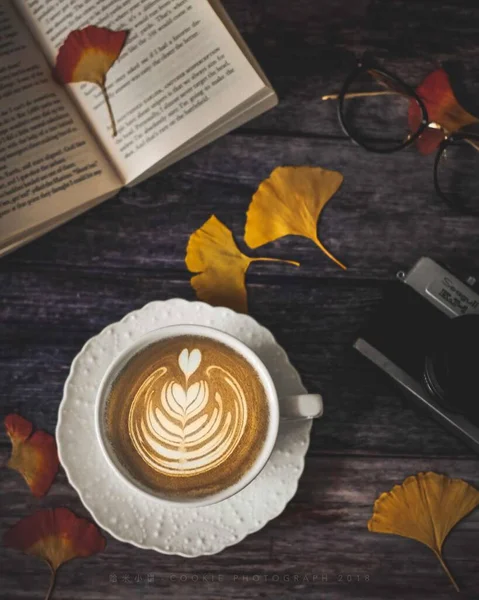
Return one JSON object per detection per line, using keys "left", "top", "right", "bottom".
{"left": 313, "top": 236, "right": 347, "bottom": 270}
{"left": 100, "top": 84, "right": 117, "bottom": 137}
{"left": 45, "top": 566, "right": 57, "bottom": 600}
{"left": 434, "top": 550, "right": 460, "bottom": 592}
{"left": 252, "top": 257, "right": 300, "bottom": 267}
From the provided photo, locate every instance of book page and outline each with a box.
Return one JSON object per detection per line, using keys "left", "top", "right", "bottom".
{"left": 16, "top": 0, "right": 267, "bottom": 183}
{"left": 0, "top": 2, "right": 121, "bottom": 248}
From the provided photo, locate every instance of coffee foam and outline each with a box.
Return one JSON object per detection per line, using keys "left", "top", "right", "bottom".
{"left": 105, "top": 336, "right": 269, "bottom": 498}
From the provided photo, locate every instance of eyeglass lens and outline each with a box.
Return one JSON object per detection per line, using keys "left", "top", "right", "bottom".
{"left": 340, "top": 69, "right": 424, "bottom": 152}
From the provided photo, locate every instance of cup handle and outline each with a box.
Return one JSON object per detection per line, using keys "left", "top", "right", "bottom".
{"left": 279, "top": 394, "right": 324, "bottom": 420}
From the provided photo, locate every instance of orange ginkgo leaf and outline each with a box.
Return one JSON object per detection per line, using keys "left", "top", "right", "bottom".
{"left": 408, "top": 68, "right": 479, "bottom": 155}
{"left": 368, "top": 472, "right": 479, "bottom": 591}
{"left": 4, "top": 508, "right": 106, "bottom": 600}
{"left": 5, "top": 414, "right": 59, "bottom": 497}
{"left": 54, "top": 26, "right": 128, "bottom": 136}
{"left": 186, "top": 215, "right": 299, "bottom": 313}
{"left": 244, "top": 166, "right": 346, "bottom": 270}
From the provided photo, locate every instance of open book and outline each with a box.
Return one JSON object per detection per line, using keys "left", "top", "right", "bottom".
{"left": 0, "top": 1, "right": 277, "bottom": 257}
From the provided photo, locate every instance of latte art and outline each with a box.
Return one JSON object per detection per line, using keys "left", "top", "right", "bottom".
{"left": 128, "top": 349, "right": 248, "bottom": 476}
{"left": 105, "top": 336, "right": 269, "bottom": 499}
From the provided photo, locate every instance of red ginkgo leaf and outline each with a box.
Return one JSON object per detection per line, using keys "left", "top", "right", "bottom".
{"left": 4, "top": 508, "right": 106, "bottom": 600}
{"left": 408, "top": 68, "right": 479, "bottom": 155}
{"left": 54, "top": 26, "right": 128, "bottom": 136}
{"left": 5, "top": 414, "right": 59, "bottom": 497}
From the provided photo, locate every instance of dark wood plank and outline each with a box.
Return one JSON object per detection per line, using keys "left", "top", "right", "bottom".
{"left": 1, "top": 457, "right": 478, "bottom": 599}
{"left": 2, "top": 136, "right": 479, "bottom": 280}
{"left": 0, "top": 271, "right": 474, "bottom": 457}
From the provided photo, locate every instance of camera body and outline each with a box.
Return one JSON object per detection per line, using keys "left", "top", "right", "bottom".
{"left": 355, "top": 257, "right": 479, "bottom": 453}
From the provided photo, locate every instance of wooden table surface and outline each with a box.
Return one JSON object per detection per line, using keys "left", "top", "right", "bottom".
{"left": 2, "top": 0, "right": 479, "bottom": 598}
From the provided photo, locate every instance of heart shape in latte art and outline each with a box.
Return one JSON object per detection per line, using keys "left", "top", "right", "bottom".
{"left": 127, "top": 348, "right": 248, "bottom": 477}
{"left": 178, "top": 348, "right": 201, "bottom": 378}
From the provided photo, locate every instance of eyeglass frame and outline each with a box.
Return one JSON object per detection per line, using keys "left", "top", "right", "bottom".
{"left": 330, "top": 55, "right": 479, "bottom": 215}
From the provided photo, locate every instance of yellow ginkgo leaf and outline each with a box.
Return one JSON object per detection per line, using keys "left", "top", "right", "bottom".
{"left": 244, "top": 166, "right": 346, "bottom": 270}
{"left": 186, "top": 216, "right": 299, "bottom": 313}
{"left": 368, "top": 472, "right": 479, "bottom": 591}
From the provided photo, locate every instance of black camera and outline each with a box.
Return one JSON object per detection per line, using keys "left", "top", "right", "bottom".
{"left": 355, "top": 257, "right": 479, "bottom": 453}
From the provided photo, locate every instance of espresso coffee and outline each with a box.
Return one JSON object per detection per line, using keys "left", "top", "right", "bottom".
{"left": 104, "top": 335, "right": 270, "bottom": 499}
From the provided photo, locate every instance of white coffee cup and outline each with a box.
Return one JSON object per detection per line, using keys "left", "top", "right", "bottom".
{"left": 95, "top": 324, "right": 323, "bottom": 507}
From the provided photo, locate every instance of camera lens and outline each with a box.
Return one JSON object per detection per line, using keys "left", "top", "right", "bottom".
{"left": 423, "top": 314, "right": 479, "bottom": 425}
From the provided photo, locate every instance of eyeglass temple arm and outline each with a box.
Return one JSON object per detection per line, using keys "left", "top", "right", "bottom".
{"left": 322, "top": 90, "right": 405, "bottom": 101}
{"left": 465, "top": 138, "right": 479, "bottom": 152}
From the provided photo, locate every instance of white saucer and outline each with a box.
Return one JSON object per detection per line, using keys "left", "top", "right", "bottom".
{"left": 57, "top": 300, "right": 312, "bottom": 557}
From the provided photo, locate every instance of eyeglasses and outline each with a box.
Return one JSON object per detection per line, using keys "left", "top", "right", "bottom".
{"left": 323, "top": 55, "right": 479, "bottom": 215}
